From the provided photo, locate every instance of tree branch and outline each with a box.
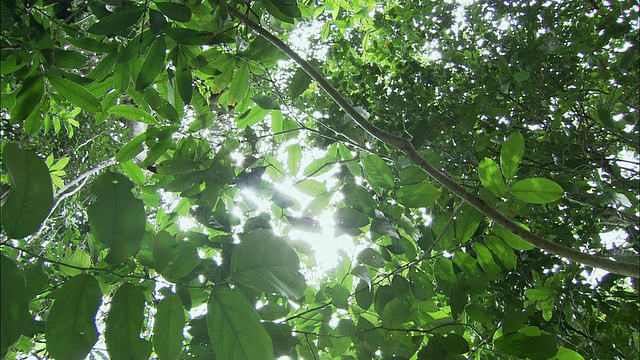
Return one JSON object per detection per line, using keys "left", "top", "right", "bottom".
{"left": 227, "top": 7, "right": 639, "bottom": 278}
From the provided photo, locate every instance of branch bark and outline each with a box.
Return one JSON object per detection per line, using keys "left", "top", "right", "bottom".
{"left": 228, "top": 7, "right": 639, "bottom": 278}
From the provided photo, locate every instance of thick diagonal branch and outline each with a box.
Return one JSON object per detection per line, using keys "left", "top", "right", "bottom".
{"left": 228, "top": 7, "right": 639, "bottom": 278}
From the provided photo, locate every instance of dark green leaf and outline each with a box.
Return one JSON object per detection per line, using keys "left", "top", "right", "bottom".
{"left": 87, "top": 8, "right": 144, "bottom": 35}
{"left": 1, "top": 143, "right": 53, "bottom": 239}
{"left": 207, "top": 287, "right": 274, "bottom": 360}
{"left": 10, "top": 74, "right": 44, "bottom": 124}
{"left": 87, "top": 172, "right": 146, "bottom": 263}
{"left": 357, "top": 248, "right": 384, "bottom": 268}
{"left": 136, "top": 35, "right": 167, "bottom": 91}
{"left": 48, "top": 76, "right": 102, "bottom": 112}
{"left": 1, "top": 255, "right": 29, "bottom": 356}
{"left": 251, "top": 94, "right": 280, "bottom": 110}
{"left": 334, "top": 207, "right": 369, "bottom": 228}
{"left": 45, "top": 275, "right": 102, "bottom": 360}
{"left": 289, "top": 67, "right": 311, "bottom": 98}
{"left": 105, "top": 283, "right": 152, "bottom": 360}
{"left": 155, "top": 1, "right": 192, "bottom": 22}
{"left": 494, "top": 326, "right": 558, "bottom": 360}
{"left": 153, "top": 293, "right": 185, "bottom": 360}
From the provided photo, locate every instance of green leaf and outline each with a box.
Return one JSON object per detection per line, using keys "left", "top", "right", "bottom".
{"left": 163, "top": 243, "right": 201, "bottom": 282}
{"left": 494, "top": 326, "right": 558, "bottom": 359}
{"left": 45, "top": 275, "right": 102, "bottom": 360}
{"left": 357, "top": 248, "right": 384, "bottom": 268}
{"left": 478, "top": 158, "right": 506, "bottom": 197}
{"left": 262, "top": 0, "right": 300, "bottom": 23}
{"left": 155, "top": 1, "right": 192, "bottom": 22}
{"left": 524, "top": 288, "right": 554, "bottom": 302}
{"left": 454, "top": 205, "right": 483, "bottom": 243}
{"left": 1, "top": 143, "right": 54, "bottom": 239}
{"left": 105, "top": 283, "right": 152, "bottom": 360}
{"left": 513, "top": 71, "right": 530, "bottom": 82}
{"left": 136, "top": 35, "right": 166, "bottom": 91}
{"left": 362, "top": 154, "right": 395, "bottom": 192}
{"left": 511, "top": 178, "right": 564, "bottom": 204}
{"left": 500, "top": 132, "right": 524, "bottom": 181}
{"left": 48, "top": 76, "right": 102, "bottom": 112}
{"left": 355, "top": 280, "right": 373, "bottom": 310}
{"left": 1, "top": 255, "right": 29, "bottom": 357}
{"left": 227, "top": 62, "right": 249, "bottom": 106}
{"left": 10, "top": 74, "right": 44, "bottom": 124}
{"left": 251, "top": 94, "right": 280, "bottom": 110}
{"left": 289, "top": 67, "right": 312, "bottom": 98}
{"left": 484, "top": 235, "right": 517, "bottom": 270}
{"left": 381, "top": 299, "right": 410, "bottom": 327}
{"left": 153, "top": 292, "right": 185, "bottom": 360}
{"left": 334, "top": 207, "right": 369, "bottom": 228}
{"left": 231, "top": 229, "right": 306, "bottom": 299}
{"left": 396, "top": 183, "right": 439, "bottom": 208}
{"left": 166, "top": 28, "right": 231, "bottom": 46}
{"left": 23, "top": 263, "right": 49, "bottom": 299}
{"left": 87, "top": 51, "right": 119, "bottom": 83}
{"left": 144, "top": 87, "right": 179, "bottom": 123}
{"left": 493, "top": 224, "right": 535, "bottom": 251}
{"left": 351, "top": 265, "right": 372, "bottom": 289}
{"left": 87, "top": 8, "right": 144, "bottom": 35}
{"left": 549, "top": 347, "right": 585, "bottom": 360}
{"left": 473, "top": 242, "right": 502, "bottom": 280}
{"left": 116, "top": 133, "right": 147, "bottom": 163}
{"left": 109, "top": 104, "right": 157, "bottom": 124}
{"left": 87, "top": 172, "right": 146, "bottom": 264}
{"left": 286, "top": 144, "right": 303, "bottom": 175}
{"left": 156, "top": 159, "right": 200, "bottom": 175}
{"left": 207, "top": 287, "right": 275, "bottom": 360}
{"left": 176, "top": 48, "right": 192, "bottom": 104}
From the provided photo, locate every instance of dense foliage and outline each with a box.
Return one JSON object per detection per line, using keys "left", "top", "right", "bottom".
{"left": 1, "top": 0, "right": 638, "bottom": 359}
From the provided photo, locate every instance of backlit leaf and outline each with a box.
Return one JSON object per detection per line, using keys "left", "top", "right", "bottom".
{"left": 155, "top": 1, "right": 192, "bottom": 22}
{"left": 136, "top": 35, "right": 166, "bottom": 91}
{"left": 10, "top": 74, "right": 44, "bottom": 124}
{"left": 231, "top": 229, "right": 306, "bottom": 299}
{"left": 500, "top": 132, "right": 524, "bottom": 181}
{"left": 396, "top": 183, "right": 439, "bottom": 208}
{"left": 109, "top": 104, "right": 157, "bottom": 124}
{"left": 87, "top": 8, "right": 144, "bottom": 35}
{"left": 511, "top": 178, "right": 564, "bottom": 204}
{"left": 362, "top": 154, "right": 395, "bottom": 191}
{"left": 478, "top": 158, "right": 506, "bottom": 197}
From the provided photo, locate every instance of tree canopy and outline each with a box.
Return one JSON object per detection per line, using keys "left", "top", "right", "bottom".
{"left": 1, "top": 0, "right": 638, "bottom": 359}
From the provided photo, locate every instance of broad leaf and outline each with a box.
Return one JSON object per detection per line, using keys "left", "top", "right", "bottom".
{"left": 1, "top": 143, "right": 53, "bottom": 239}
{"left": 87, "top": 172, "right": 146, "bottom": 263}
{"left": 153, "top": 292, "right": 185, "bottom": 360}
{"left": 45, "top": 275, "right": 102, "bottom": 360}
{"left": 357, "top": 248, "right": 384, "bottom": 268}
{"left": 231, "top": 229, "right": 306, "bottom": 299}
{"left": 1, "top": 255, "right": 29, "bottom": 357}
{"left": 136, "top": 35, "right": 167, "bottom": 91}
{"left": 106, "top": 283, "right": 152, "bottom": 360}
{"left": 87, "top": 8, "right": 144, "bottom": 35}
{"left": 362, "top": 154, "right": 395, "bottom": 191}
{"left": 511, "top": 178, "right": 564, "bottom": 204}
{"left": 9, "top": 74, "right": 44, "bottom": 124}
{"left": 155, "top": 1, "right": 192, "bottom": 22}
{"left": 207, "top": 287, "right": 274, "bottom": 360}
{"left": 227, "top": 62, "right": 249, "bottom": 106}
{"left": 108, "top": 104, "right": 157, "bottom": 124}
{"left": 454, "top": 205, "right": 483, "bottom": 243}
{"left": 396, "top": 183, "right": 439, "bottom": 208}
{"left": 493, "top": 224, "right": 535, "bottom": 251}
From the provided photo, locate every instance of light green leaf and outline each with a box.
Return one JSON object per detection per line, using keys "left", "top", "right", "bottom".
{"left": 549, "top": 347, "right": 585, "bottom": 360}
{"left": 286, "top": 144, "right": 302, "bottom": 175}
{"left": 153, "top": 293, "right": 185, "bottom": 360}
{"left": 1, "top": 255, "right": 29, "bottom": 357}
{"left": 207, "top": 287, "right": 274, "bottom": 360}
{"left": 334, "top": 207, "right": 370, "bottom": 228}
{"left": 396, "top": 183, "right": 439, "bottom": 208}
{"left": 45, "top": 275, "right": 102, "bottom": 360}
{"left": 48, "top": 76, "right": 102, "bottom": 112}
{"left": 478, "top": 158, "right": 506, "bottom": 197}
{"left": 1, "top": 144, "right": 53, "bottom": 239}
{"left": 473, "top": 242, "right": 502, "bottom": 280}
{"left": 362, "top": 154, "right": 395, "bottom": 192}
{"left": 289, "top": 67, "right": 311, "bottom": 98}
{"left": 106, "top": 283, "right": 152, "bottom": 360}
{"left": 484, "top": 235, "right": 517, "bottom": 270}
{"left": 381, "top": 299, "right": 410, "bottom": 328}
{"left": 108, "top": 104, "right": 157, "bottom": 124}
{"left": 115, "top": 133, "right": 147, "bottom": 163}
{"left": 136, "top": 35, "right": 166, "bottom": 91}
{"left": 493, "top": 224, "right": 535, "bottom": 251}
{"left": 227, "top": 62, "right": 249, "bottom": 106}
{"left": 87, "top": 172, "right": 146, "bottom": 263}
{"left": 231, "top": 229, "right": 306, "bottom": 299}
{"left": 500, "top": 132, "right": 524, "bottom": 181}
{"left": 524, "top": 288, "right": 554, "bottom": 302}
{"left": 511, "top": 178, "right": 564, "bottom": 204}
